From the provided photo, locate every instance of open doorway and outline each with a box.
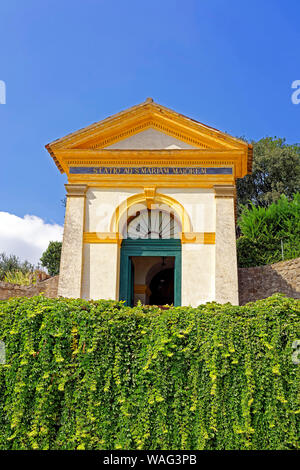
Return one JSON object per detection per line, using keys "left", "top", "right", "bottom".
{"left": 131, "top": 256, "right": 175, "bottom": 306}
{"left": 119, "top": 238, "right": 181, "bottom": 307}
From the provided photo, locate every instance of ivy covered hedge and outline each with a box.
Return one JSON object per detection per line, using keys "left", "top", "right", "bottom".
{"left": 0, "top": 295, "right": 299, "bottom": 450}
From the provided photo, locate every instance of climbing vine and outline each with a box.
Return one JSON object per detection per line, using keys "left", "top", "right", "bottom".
{"left": 0, "top": 294, "right": 299, "bottom": 450}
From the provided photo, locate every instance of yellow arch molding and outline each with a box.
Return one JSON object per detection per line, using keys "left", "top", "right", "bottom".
{"left": 110, "top": 191, "right": 192, "bottom": 234}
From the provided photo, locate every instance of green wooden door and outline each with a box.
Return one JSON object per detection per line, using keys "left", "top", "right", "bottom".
{"left": 128, "top": 257, "right": 135, "bottom": 308}
{"left": 119, "top": 239, "right": 182, "bottom": 307}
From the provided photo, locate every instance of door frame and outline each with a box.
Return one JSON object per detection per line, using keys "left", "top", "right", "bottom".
{"left": 119, "top": 239, "right": 182, "bottom": 306}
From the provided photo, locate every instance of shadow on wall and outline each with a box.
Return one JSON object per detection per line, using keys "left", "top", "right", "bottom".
{"left": 238, "top": 257, "right": 300, "bottom": 305}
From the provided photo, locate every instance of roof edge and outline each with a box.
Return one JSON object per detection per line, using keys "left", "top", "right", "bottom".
{"left": 45, "top": 144, "right": 64, "bottom": 173}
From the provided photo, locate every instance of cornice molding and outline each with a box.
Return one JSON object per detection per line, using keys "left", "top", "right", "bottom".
{"left": 58, "top": 149, "right": 244, "bottom": 178}
{"left": 57, "top": 148, "right": 244, "bottom": 158}
{"left": 65, "top": 184, "right": 88, "bottom": 197}
{"left": 45, "top": 99, "right": 252, "bottom": 177}
{"left": 213, "top": 185, "right": 236, "bottom": 198}
{"left": 47, "top": 102, "right": 249, "bottom": 151}
{"left": 68, "top": 177, "right": 234, "bottom": 189}
{"left": 66, "top": 160, "right": 236, "bottom": 166}
{"left": 89, "top": 120, "right": 212, "bottom": 150}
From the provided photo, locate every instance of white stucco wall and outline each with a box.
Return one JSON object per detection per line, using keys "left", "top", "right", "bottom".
{"left": 82, "top": 186, "right": 216, "bottom": 304}
{"left": 181, "top": 244, "right": 215, "bottom": 306}
{"left": 106, "top": 128, "right": 195, "bottom": 149}
{"left": 81, "top": 243, "right": 119, "bottom": 300}
{"left": 84, "top": 187, "right": 216, "bottom": 234}
{"left": 85, "top": 187, "right": 142, "bottom": 232}
{"left": 158, "top": 187, "right": 216, "bottom": 232}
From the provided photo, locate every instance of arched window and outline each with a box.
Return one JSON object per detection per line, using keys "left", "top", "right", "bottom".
{"left": 123, "top": 208, "right": 181, "bottom": 239}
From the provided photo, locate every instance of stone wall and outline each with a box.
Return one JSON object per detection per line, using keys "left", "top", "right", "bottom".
{"left": 0, "top": 275, "right": 59, "bottom": 300}
{"left": 238, "top": 258, "right": 300, "bottom": 305}
{"left": 0, "top": 258, "right": 299, "bottom": 305}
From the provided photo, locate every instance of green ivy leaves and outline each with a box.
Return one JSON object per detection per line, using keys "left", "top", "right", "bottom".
{"left": 0, "top": 294, "right": 299, "bottom": 450}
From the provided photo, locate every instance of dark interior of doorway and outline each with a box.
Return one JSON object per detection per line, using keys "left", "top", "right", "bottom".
{"left": 149, "top": 268, "right": 174, "bottom": 306}
{"left": 131, "top": 256, "right": 175, "bottom": 307}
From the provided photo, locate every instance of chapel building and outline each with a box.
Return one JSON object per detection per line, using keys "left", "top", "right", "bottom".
{"left": 46, "top": 99, "right": 252, "bottom": 306}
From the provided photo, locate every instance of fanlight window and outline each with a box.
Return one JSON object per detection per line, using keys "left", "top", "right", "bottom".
{"left": 125, "top": 209, "right": 181, "bottom": 239}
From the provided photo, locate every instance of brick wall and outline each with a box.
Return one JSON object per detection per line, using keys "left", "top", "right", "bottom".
{"left": 0, "top": 275, "right": 59, "bottom": 300}
{"left": 238, "top": 258, "right": 300, "bottom": 305}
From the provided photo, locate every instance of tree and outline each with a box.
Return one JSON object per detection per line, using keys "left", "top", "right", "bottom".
{"left": 237, "top": 193, "right": 300, "bottom": 267}
{"left": 0, "top": 253, "right": 34, "bottom": 281}
{"left": 40, "top": 241, "right": 62, "bottom": 276}
{"left": 237, "top": 137, "right": 300, "bottom": 214}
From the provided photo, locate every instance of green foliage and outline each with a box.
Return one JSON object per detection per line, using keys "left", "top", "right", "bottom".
{"left": 0, "top": 295, "right": 299, "bottom": 450}
{"left": 4, "top": 271, "right": 36, "bottom": 286}
{"left": 0, "top": 253, "right": 34, "bottom": 281}
{"left": 237, "top": 137, "right": 300, "bottom": 214}
{"left": 40, "top": 241, "right": 62, "bottom": 276}
{"left": 237, "top": 194, "right": 300, "bottom": 267}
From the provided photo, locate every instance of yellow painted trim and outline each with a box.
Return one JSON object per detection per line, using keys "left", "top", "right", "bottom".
{"left": 69, "top": 178, "right": 233, "bottom": 188}
{"left": 45, "top": 99, "right": 252, "bottom": 177}
{"left": 68, "top": 176, "right": 234, "bottom": 188}
{"left": 83, "top": 232, "right": 123, "bottom": 244}
{"left": 144, "top": 186, "right": 156, "bottom": 208}
{"left": 57, "top": 148, "right": 244, "bottom": 158}
{"left": 92, "top": 119, "right": 228, "bottom": 151}
{"left": 134, "top": 284, "right": 147, "bottom": 294}
{"left": 58, "top": 148, "right": 242, "bottom": 178}
{"left": 83, "top": 231, "right": 215, "bottom": 245}
{"left": 47, "top": 100, "right": 249, "bottom": 152}
{"left": 181, "top": 232, "right": 215, "bottom": 244}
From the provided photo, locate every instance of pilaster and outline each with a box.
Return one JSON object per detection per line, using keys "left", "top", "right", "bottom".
{"left": 58, "top": 184, "right": 87, "bottom": 298}
{"left": 214, "top": 185, "right": 239, "bottom": 305}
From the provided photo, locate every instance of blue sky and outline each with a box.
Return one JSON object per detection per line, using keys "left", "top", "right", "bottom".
{"left": 0, "top": 0, "right": 299, "bottom": 262}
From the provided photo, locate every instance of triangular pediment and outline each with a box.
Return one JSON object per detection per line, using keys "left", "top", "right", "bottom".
{"left": 46, "top": 98, "right": 252, "bottom": 176}
{"left": 105, "top": 128, "right": 196, "bottom": 150}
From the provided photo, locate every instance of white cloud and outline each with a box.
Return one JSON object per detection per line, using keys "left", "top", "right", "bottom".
{"left": 0, "top": 212, "right": 63, "bottom": 266}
